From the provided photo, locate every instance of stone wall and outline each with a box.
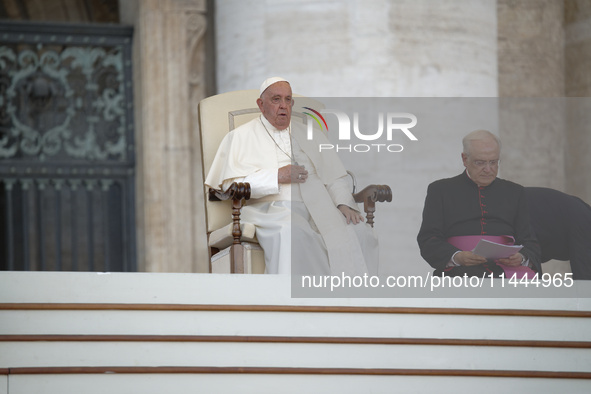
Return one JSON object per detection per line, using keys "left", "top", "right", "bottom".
{"left": 215, "top": 0, "right": 498, "bottom": 97}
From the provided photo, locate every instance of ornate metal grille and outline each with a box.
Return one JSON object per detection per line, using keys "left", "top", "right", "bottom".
{"left": 0, "top": 21, "right": 136, "bottom": 271}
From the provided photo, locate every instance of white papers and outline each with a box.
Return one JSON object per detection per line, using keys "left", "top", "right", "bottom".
{"left": 472, "top": 239, "right": 523, "bottom": 260}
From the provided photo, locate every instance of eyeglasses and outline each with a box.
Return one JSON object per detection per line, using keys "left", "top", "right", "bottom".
{"left": 471, "top": 159, "right": 500, "bottom": 169}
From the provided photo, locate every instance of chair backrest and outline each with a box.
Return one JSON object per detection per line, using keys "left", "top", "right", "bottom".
{"left": 198, "top": 89, "right": 259, "bottom": 233}
{"left": 198, "top": 89, "right": 324, "bottom": 234}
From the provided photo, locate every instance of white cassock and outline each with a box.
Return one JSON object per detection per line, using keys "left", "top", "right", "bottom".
{"left": 205, "top": 115, "right": 378, "bottom": 276}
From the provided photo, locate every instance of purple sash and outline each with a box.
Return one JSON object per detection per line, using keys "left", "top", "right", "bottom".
{"left": 447, "top": 235, "right": 536, "bottom": 279}
{"left": 447, "top": 235, "right": 515, "bottom": 251}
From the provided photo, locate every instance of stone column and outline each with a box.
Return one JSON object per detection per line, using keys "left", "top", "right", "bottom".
{"left": 565, "top": 0, "right": 591, "bottom": 203}
{"left": 497, "top": 0, "right": 565, "bottom": 190}
{"left": 120, "top": 0, "right": 210, "bottom": 272}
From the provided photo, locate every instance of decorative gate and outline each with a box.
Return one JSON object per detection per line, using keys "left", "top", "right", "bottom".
{"left": 0, "top": 21, "right": 136, "bottom": 272}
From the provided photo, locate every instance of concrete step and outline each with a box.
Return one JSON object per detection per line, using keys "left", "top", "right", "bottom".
{"left": 1, "top": 272, "right": 591, "bottom": 393}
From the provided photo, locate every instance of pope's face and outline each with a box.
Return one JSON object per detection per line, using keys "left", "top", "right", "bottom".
{"left": 257, "top": 81, "right": 293, "bottom": 130}
{"left": 461, "top": 139, "right": 500, "bottom": 187}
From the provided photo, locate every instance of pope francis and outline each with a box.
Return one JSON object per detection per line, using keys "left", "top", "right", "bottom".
{"left": 205, "top": 77, "right": 378, "bottom": 276}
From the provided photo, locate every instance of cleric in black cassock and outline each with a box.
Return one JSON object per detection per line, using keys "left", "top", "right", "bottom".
{"left": 417, "top": 130, "right": 541, "bottom": 277}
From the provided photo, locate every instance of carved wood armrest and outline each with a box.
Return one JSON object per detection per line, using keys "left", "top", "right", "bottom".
{"left": 208, "top": 182, "right": 251, "bottom": 202}
{"left": 353, "top": 185, "right": 392, "bottom": 227}
{"left": 208, "top": 182, "right": 252, "bottom": 274}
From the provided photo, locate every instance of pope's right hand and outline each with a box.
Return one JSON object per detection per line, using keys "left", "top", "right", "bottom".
{"left": 278, "top": 165, "right": 308, "bottom": 184}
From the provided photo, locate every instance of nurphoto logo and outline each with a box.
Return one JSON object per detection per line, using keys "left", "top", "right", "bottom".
{"left": 304, "top": 108, "right": 418, "bottom": 153}
{"left": 303, "top": 106, "right": 329, "bottom": 132}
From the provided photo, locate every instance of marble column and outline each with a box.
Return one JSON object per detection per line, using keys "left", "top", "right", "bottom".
{"left": 497, "top": 0, "right": 566, "bottom": 190}
{"left": 120, "top": 0, "right": 210, "bottom": 272}
{"left": 565, "top": 0, "right": 591, "bottom": 203}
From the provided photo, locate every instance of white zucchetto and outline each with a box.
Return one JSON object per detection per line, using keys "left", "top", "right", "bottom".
{"left": 259, "top": 76, "right": 289, "bottom": 96}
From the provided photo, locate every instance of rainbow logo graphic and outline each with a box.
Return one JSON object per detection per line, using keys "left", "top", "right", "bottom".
{"left": 303, "top": 107, "right": 329, "bottom": 132}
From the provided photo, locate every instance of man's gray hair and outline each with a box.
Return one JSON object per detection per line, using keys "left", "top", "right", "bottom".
{"left": 462, "top": 130, "right": 501, "bottom": 156}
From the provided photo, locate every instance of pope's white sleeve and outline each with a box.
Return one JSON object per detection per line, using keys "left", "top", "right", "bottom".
{"left": 222, "top": 169, "right": 279, "bottom": 199}
{"left": 326, "top": 176, "right": 358, "bottom": 210}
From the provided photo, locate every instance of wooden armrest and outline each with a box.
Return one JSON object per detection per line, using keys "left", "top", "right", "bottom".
{"left": 207, "top": 182, "right": 252, "bottom": 274}
{"left": 353, "top": 185, "right": 392, "bottom": 227}
{"left": 208, "top": 182, "right": 251, "bottom": 201}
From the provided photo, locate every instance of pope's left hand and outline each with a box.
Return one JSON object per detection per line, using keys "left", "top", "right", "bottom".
{"left": 496, "top": 253, "right": 524, "bottom": 267}
{"left": 338, "top": 205, "right": 364, "bottom": 225}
